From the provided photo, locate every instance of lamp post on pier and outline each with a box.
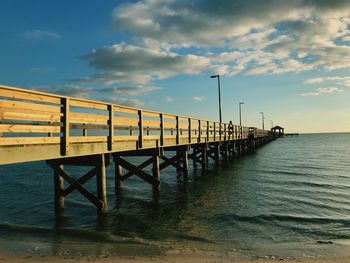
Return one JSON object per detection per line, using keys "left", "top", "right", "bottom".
{"left": 239, "top": 102, "right": 244, "bottom": 126}
{"left": 260, "top": 112, "right": 265, "bottom": 130}
{"left": 210, "top": 74, "right": 222, "bottom": 123}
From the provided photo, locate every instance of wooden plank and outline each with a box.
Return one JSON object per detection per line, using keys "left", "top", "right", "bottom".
{"left": 144, "top": 135, "right": 160, "bottom": 140}
{"left": 0, "top": 88, "right": 61, "bottom": 104}
{"left": 114, "top": 116, "right": 138, "bottom": 126}
{"left": 0, "top": 137, "right": 60, "bottom": 145}
{"left": 0, "top": 109, "right": 61, "bottom": 122}
{"left": 0, "top": 99, "right": 61, "bottom": 113}
{"left": 143, "top": 110, "right": 160, "bottom": 118}
{"left": 70, "top": 136, "right": 107, "bottom": 143}
{"left": 0, "top": 124, "right": 60, "bottom": 133}
{"left": 70, "top": 99, "right": 108, "bottom": 110}
{"left": 70, "top": 112, "right": 108, "bottom": 124}
{"left": 113, "top": 105, "right": 138, "bottom": 115}
{"left": 114, "top": 135, "right": 139, "bottom": 141}
{"left": 143, "top": 119, "right": 160, "bottom": 127}
{"left": 164, "top": 121, "right": 177, "bottom": 129}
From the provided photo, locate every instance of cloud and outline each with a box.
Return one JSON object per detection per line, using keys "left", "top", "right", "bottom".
{"left": 304, "top": 76, "right": 350, "bottom": 87}
{"left": 30, "top": 85, "right": 93, "bottom": 98}
{"left": 74, "top": 0, "right": 350, "bottom": 85}
{"left": 165, "top": 96, "right": 173, "bottom": 102}
{"left": 20, "top": 30, "right": 61, "bottom": 40}
{"left": 101, "top": 97, "right": 147, "bottom": 108}
{"left": 29, "top": 84, "right": 152, "bottom": 107}
{"left": 75, "top": 44, "right": 210, "bottom": 84}
{"left": 100, "top": 85, "right": 161, "bottom": 96}
{"left": 301, "top": 87, "right": 342, "bottom": 96}
{"left": 192, "top": 96, "right": 205, "bottom": 102}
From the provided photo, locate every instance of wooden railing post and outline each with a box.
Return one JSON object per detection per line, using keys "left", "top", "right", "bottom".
{"left": 176, "top": 116, "right": 179, "bottom": 144}
{"left": 160, "top": 113, "right": 164, "bottom": 146}
{"left": 188, "top": 118, "right": 191, "bottom": 143}
{"left": 198, "top": 120, "right": 201, "bottom": 143}
{"left": 213, "top": 122, "right": 216, "bottom": 141}
{"left": 61, "top": 97, "right": 69, "bottom": 156}
{"left": 207, "top": 121, "right": 209, "bottom": 142}
{"left": 138, "top": 110, "right": 143, "bottom": 149}
{"left": 108, "top": 104, "right": 114, "bottom": 151}
{"left": 224, "top": 123, "right": 227, "bottom": 141}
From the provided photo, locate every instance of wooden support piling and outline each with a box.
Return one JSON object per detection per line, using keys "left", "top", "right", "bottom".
{"left": 114, "top": 155, "right": 123, "bottom": 195}
{"left": 182, "top": 147, "right": 189, "bottom": 179}
{"left": 152, "top": 154, "right": 160, "bottom": 194}
{"left": 96, "top": 154, "right": 108, "bottom": 215}
{"left": 54, "top": 164, "right": 64, "bottom": 217}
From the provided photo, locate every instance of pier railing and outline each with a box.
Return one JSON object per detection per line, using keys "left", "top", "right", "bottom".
{"left": 0, "top": 85, "right": 270, "bottom": 164}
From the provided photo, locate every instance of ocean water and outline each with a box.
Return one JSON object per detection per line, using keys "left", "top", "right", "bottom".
{"left": 1, "top": 133, "right": 350, "bottom": 258}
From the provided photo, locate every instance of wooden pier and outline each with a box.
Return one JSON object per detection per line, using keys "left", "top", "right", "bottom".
{"left": 0, "top": 85, "right": 278, "bottom": 217}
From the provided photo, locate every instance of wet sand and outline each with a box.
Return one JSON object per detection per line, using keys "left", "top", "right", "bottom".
{"left": 0, "top": 252, "right": 350, "bottom": 263}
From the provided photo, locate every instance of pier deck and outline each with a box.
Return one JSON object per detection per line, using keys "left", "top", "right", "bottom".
{"left": 0, "top": 85, "right": 278, "bottom": 216}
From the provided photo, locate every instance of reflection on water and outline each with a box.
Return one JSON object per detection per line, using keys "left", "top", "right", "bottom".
{"left": 1, "top": 133, "right": 350, "bottom": 258}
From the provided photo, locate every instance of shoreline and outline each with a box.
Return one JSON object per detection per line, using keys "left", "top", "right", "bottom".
{"left": 1, "top": 238, "right": 350, "bottom": 263}
{"left": 0, "top": 250, "right": 350, "bottom": 263}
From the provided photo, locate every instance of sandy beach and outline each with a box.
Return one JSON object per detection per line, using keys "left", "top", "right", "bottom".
{"left": 0, "top": 251, "right": 349, "bottom": 263}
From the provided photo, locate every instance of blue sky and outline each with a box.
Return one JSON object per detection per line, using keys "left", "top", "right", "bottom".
{"left": 1, "top": 0, "right": 350, "bottom": 133}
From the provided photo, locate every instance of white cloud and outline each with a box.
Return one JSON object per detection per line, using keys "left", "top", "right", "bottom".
{"left": 165, "top": 96, "right": 173, "bottom": 102}
{"left": 301, "top": 86, "right": 342, "bottom": 96}
{"left": 100, "top": 85, "right": 161, "bottom": 96}
{"left": 74, "top": 0, "right": 350, "bottom": 84}
{"left": 20, "top": 30, "right": 61, "bottom": 40}
{"left": 101, "top": 97, "right": 147, "bottom": 108}
{"left": 304, "top": 76, "right": 350, "bottom": 87}
{"left": 192, "top": 96, "right": 205, "bottom": 102}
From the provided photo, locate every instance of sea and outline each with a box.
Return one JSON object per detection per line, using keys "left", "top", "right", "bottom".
{"left": 1, "top": 133, "right": 350, "bottom": 259}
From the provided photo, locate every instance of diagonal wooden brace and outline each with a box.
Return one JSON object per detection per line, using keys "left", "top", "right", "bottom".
{"left": 122, "top": 157, "right": 153, "bottom": 181}
{"left": 159, "top": 155, "right": 185, "bottom": 172}
{"left": 48, "top": 163, "right": 103, "bottom": 209}
{"left": 118, "top": 157, "right": 160, "bottom": 187}
{"left": 62, "top": 166, "right": 98, "bottom": 197}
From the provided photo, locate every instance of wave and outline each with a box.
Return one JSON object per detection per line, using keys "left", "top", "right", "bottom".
{"left": 212, "top": 213, "right": 350, "bottom": 227}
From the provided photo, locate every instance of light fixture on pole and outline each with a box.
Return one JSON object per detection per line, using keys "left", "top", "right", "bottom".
{"left": 260, "top": 112, "right": 265, "bottom": 130}
{"left": 239, "top": 102, "right": 244, "bottom": 126}
{"left": 210, "top": 74, "right": 222, "bottom": 123}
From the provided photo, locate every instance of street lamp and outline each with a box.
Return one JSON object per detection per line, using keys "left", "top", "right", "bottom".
{"left": 260, "top": 112, "right": 265, "bottom": 130}
{"left": 210, "top": 74, "right": 222, "bottom": 123}
{"left": 239, "top": 102, "right": 244, "bottom": 126}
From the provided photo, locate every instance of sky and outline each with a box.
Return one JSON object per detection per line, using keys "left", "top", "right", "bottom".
{"left": 1, "top": 0, "right": 350, "bottom": 133}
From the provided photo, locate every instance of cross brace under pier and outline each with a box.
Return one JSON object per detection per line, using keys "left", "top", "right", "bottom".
{"left": 46, "top": 137, "right": 275, "bottom": 217}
